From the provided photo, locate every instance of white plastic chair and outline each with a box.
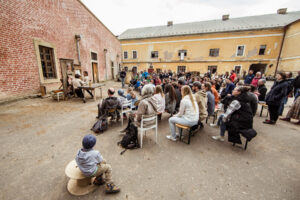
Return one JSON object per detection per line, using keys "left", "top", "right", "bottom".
{"left": 138, "top": 115, "right": 158, "bottom": 148}
{"left": 121, "top": 100, "right": 132, "bottom": 126}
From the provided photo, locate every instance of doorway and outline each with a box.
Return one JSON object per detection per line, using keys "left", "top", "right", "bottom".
{"left": 249, "top": 64, "right": 267, "bottom": 74}
{"left": 92, "top": 62, "right": 99, "bottom": 83}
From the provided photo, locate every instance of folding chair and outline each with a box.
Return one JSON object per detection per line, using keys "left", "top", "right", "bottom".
{"left": 138, "top": 115, "right": 158, "bottom": 148}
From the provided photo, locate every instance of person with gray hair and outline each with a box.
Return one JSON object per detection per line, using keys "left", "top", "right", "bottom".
{"left": 251, "top": 72, "right": 262, "bottom": 87}
{"left": 136, "top": 84, "right": 158, "bottom": 127}
{"left": 258, "top": 79, "right": 267, "bottom": 101}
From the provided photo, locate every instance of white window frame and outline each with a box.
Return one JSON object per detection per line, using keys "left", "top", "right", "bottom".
{"left": 236, "top": 45, "right": 245, "bottom": 57}
{"left": 132, "top": 50, "right": 137, "bottom": 59}
{"left": 123, "top": 51, "right": 128, "bottom": 59}
{"left": 234, "top": 65, "right": 242, "bottom": 74}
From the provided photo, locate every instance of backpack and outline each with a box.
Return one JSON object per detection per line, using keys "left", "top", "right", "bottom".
{"left": 118, "top": 122, "right": 139, "bottom": 154}
{"left": 91, "top": 117, "right": 108, "bottom": 133}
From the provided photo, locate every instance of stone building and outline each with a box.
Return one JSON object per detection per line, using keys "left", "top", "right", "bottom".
{"left": 119, "top": 9, "right": 300, "bottom": 76}
{"left": 0, "top": 0, "right": 121, "bottom": 101}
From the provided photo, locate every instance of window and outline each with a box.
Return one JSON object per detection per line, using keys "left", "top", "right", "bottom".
{"left": 124, "top": 51, "right": 128, "bottom": 59}
{"left": 178, "top": 50, "right": 187, "bottom": 60}
{"left": 91, "top": 52, "right": 97, "bottom": 60}
{"left": 259, "top": 45, "right": 266, "bottom": 55}
{"left": 209, "top": 48, "right": 219, "bottom": 57}
{"left": 236, "top": 45, "right": 245, "bottom": 56}
{"left": 208, "top": 66, "right": 217, "bottom": 73}
{"left": 39, "top": 45, "right": 56, "bottom": 79}
{"left": 156, "top": 68, "right": 162, "bottom": 73}
{"left": 151, "top": 51, "right": 158, "bottom": 58}
{"left": 124, "top": 66, "right": 128, "bottom": 71}
{"left": 177, "top": 66, "right": 186, "bottom": 73}
{"left": 132, "top": 51, "right": 137, "bottom": 59}
{"left": 234, "top": 66, "right": 242, "bottom": 74}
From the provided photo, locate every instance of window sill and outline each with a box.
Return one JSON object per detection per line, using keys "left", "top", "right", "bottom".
{"left": 41, "top": 78, "right": 60, "bottom": 84}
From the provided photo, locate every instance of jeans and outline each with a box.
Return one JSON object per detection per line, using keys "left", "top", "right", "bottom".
{"left": 217, "top": 114, "right": 226, "bottom": 137}
{"left": 169, "top": 116, "right": 198, "bottom": 138}
{"left": 121, "top": 77, "right": 125, "bottom": 88}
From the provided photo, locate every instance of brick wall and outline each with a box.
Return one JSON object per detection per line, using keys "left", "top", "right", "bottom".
{"left": 0, "top": 0, "right": 121, "bottom": 101}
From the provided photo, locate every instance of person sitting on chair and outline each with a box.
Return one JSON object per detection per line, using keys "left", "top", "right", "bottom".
{"left": 72, "top": 74, "right": 86, "bottom": 103}
{"left": 166, "top": 85, "right": 199, "bottom": 141}
{"left": 76, "top": 134, "right": 120, "bottom": 194}
{"left": 83, "top": 71, "right": 93, "bottom": 98}
{"left": 97, "top": 88, "right": 121, "bottom": 120}
{"left": 153, "top": 85, "right": 165, "bottom": 120}
{"left": 192, "top": 81, "right": 208, "bottom": 127}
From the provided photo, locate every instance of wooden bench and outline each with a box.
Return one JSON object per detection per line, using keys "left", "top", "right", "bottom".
{"left": 175, "top": 123, "right": 198, "bottom": 144}
{"left": 65, "top": 160, "right": 97, "bottom": 196}
{"left": 258, "top": 102, "right": 268, "bottom": 117}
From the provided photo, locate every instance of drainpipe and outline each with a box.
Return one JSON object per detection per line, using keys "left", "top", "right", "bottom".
{"left": 104, "top": 49, "right": 108, "bottom": 80}
{"left": 75, "top": 35, "right": 81, "bottom": 65}
{"left": 274, "top": 27, "right": 287, "bottom": 77}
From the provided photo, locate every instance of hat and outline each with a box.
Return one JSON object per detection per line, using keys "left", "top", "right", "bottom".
{"left": 118, "top": 89, "right": 124, "bottom": 96}
{"left": 82, "top": 134, "right": 96, "bottom": 150}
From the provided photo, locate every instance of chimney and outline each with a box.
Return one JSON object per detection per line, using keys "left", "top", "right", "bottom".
{"left": 277, "top": 8, "right": 287, "bottom": 14}
{"left": 167, "top": 21, "right": 173, "bottom": 26}
{"left": 222, "top": 14, "right": 229, "bottom": 21}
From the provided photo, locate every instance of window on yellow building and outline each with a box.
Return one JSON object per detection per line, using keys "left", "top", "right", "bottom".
{"left": 209, "top": 48, "right": 219, "bottom": 57}
{"left": 234, "top": 66, "right": 242, "bottom": 74}
{"left": 177, "top": 66, "right": 186, "bottom": 73}
{"left": 133, "top": 51, "right": 137, "bottom": 59}
{"left": 178, "top": 50, "right": 187, "bottom": 60}
{"left": 124, "top": 51, "right": 128, "bottom": 59}
{"left": 259, "top": 45, "right": 266, "bottom": 55}
{"left": 151, "top": 51, "right": 158, "bottom": 58}
{"left": 236, "top": 45, "right": 245, "bottom": 56}
{"left": 208, "top": 65, "right": 217, "bottom": 73}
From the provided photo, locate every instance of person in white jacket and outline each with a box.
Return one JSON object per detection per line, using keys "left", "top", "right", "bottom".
{"left": 153, "top": 85, "right": 165, "bottom": 120}
{"left": 166, "top": 85, "right": 199, "bottom": 141}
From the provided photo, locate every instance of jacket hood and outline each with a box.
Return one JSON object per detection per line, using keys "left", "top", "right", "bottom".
{"left": 76, "top": 149, "right": 91, "bottom": 163}
{"left": 146, "top": 96, "right": 158, "bottom": 112}
{"left": 196, "top": 90, "right": 207, "bottom": 98}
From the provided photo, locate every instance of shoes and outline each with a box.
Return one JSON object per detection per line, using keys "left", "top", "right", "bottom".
{"left": 280, "top": 118, "right": 290, "bottom": 122}
{"left": 210, "top": 123, "right": 218, "bottom": 128}
{"left": 93, "top": 175, "right": 105, "bottom": 186}
{"left": 212, "top": 135, "right": 225, "bottom": 142}
{"left": 83, "top": 99, "right": 86, "bottom": 103}
{"left": 263, "top": 120, "right": 276, "bottom": 124}
{"left": 166, "top": 135, "right": 177, "bottom": 141}
{"left": 105, "top": 183, "right": 120, "bottom": 194}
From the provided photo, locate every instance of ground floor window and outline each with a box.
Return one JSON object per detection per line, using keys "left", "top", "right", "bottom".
{"left": 234, "top": 66, "right": 242, "bottom": 74}
{"left": 177, "top": 66, "right": 186, "bottom": 73}
{"left": 208, "top": 65, "right": 217, "bottom": 74}
{"left": 39, "top": 45, "right": 57, "bottom": 79}
{"left": 156, "top": 68, "right": 162, "bottom": 73}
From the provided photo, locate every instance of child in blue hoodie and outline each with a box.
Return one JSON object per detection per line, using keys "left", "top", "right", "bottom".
{"left": 75, "top": 134, "right": 120, "bottom": 194}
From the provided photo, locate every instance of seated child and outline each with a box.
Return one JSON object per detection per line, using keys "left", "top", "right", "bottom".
{"left": 75, "top": 134, "right": 120, "bottom": 194}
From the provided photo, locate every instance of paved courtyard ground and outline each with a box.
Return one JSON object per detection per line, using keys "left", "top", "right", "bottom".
{"left": 0, "top": 81, "right": 299, "bottom": 200}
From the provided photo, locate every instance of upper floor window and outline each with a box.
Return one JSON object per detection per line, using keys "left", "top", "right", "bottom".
{"left": 209, "top": 48, "right": 219, "bottom": 57}
{"left": 151, "top": 51, "right": 158, "bottom": 58}
{"left": 39, "top": 45, "right": 57, "bottom": 79}
{"left": 178, "top": 50, "right": 187, "bottom": 60}
{"left": 132, "top": 51, "right": 137, "bottom": 59}
{"left": 91, "top": 52, "right": 97, "bottom": 60}
{"left": 236, "top": 45, "right": 245, "bottom": 56}
{"left": 123, "top": 51, "right": 128, "bottom": 59}
{"left": 259, "top": 45, "right": 266, "bottom": 55}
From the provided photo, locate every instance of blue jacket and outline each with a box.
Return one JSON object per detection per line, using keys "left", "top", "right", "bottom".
{"left": 244, "top": 74, "right": 255, "bottom": 84}
{"left": 266, "top": 80, "right": 288, "bottom": 106}
{"left": 225, "top": 83, "right": 236, "bottom": 95}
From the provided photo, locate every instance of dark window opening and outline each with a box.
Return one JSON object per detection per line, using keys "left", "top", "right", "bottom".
{"left": 91, "top": 52, "right": 97, "bottom": 60}
{"left": 237, "top": 45, "right": 245, "bottom": 56}
{"left": 124, "top": 51, "right": 128, "bottom": 59}
{"left": 151, "top": 51, "right": 158, "bottom": 58}
{"left": 133, "top": 51, "right": 137, "bottom": 59}
{"left": 234, "top": 66, "right": 241, "bottom": 74}
{"left": 177, "top": 66, "right": 186, "bottom": 73}
{"left": 39, "top": 45, "right": 56, "bottom": 79}
{"left": 208, "top": 66, "right": 217, "bottom": 73}
{"left": 209, "top": 48, "right": 219, "bottom": 57}
{"left": 259, "top": 45, "right": 266, "bottom": 55}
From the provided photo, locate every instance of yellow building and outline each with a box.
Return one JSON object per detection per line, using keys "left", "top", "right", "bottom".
{"left": 119, "top": 9, "right": 300, "bottom": 76}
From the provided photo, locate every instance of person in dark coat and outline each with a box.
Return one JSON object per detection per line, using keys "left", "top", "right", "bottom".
{"left": 293, "top": 71, "right": 300, "bottom": 100}
{"left": 264, "top": 72, "right": 288, "bottom": 124}
{"left": 221, "top": 78, "right": 235, "bottom": 98}
{"left": 222, "top": 86, "right": 254, "bottom": 144}
{"left": 258, "top": 79, "right": 267, "bottom": 101}
{"left": 244, "top": 70, "right": 255, "bottom": 84}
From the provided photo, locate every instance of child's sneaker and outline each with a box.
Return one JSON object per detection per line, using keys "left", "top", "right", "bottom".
{"left": 212, "top": 135, "right": 224, "bottom": 142}
{"left": 105, "top": 183, "right": 120, "bottom": 194}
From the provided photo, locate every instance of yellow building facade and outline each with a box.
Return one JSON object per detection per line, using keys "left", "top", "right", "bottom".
{"left": 119, "top": 11, "right": 300, "bottom": 76}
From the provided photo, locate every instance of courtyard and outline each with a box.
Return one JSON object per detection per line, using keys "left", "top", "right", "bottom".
{"left": 0, "top": 81, "right": 299, "bottom": 200}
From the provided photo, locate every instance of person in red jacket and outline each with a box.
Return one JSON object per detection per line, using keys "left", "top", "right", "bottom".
{"left": 251, "top": 72, "right": 262, "bottom": 87}
{"left": 229, "top": 70, "right": 236, "bottom": 82}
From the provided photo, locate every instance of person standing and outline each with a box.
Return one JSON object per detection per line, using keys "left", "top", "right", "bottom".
{"left": 279, "top": 72, "right": 294, "bottom": 115}
{"left": 244, "top": 70, "right": 255, "bottom": 84}
{"left": 229, "top": 70, "right": 236, "bottom": 83}
{"left": 120, "top": 69, "right": 126, "bottom": 88}
{"left": 264, "top": 72, "right": 288, "bottom": 125}
{"left": 257, "top": 79, "right": 267, "bottom": 101}
{"left": 203, "top": 82, "right": 215, "bottom": 116}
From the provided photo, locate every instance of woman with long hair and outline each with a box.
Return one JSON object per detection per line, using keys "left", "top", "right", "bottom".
{"left": 126, "top": 87, "right": 138, "bottom": 108}
{"left": 164, "top": 84, "right": 177, "bottom": 115}
{"left": 153, "top": 85, "right": 165, "bottom": 120}
{"left": 166, "top": 85, "right": 199, "bottom": 141}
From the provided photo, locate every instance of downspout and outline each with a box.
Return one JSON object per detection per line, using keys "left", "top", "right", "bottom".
{"left": 274, "top": 27, "right": 287, "bottom": 77}
{"left": 75, "top": 35, "right": 81, "bottom": 65}
{"left": 104, "top": 49, "right": 108, "bottom": 80}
